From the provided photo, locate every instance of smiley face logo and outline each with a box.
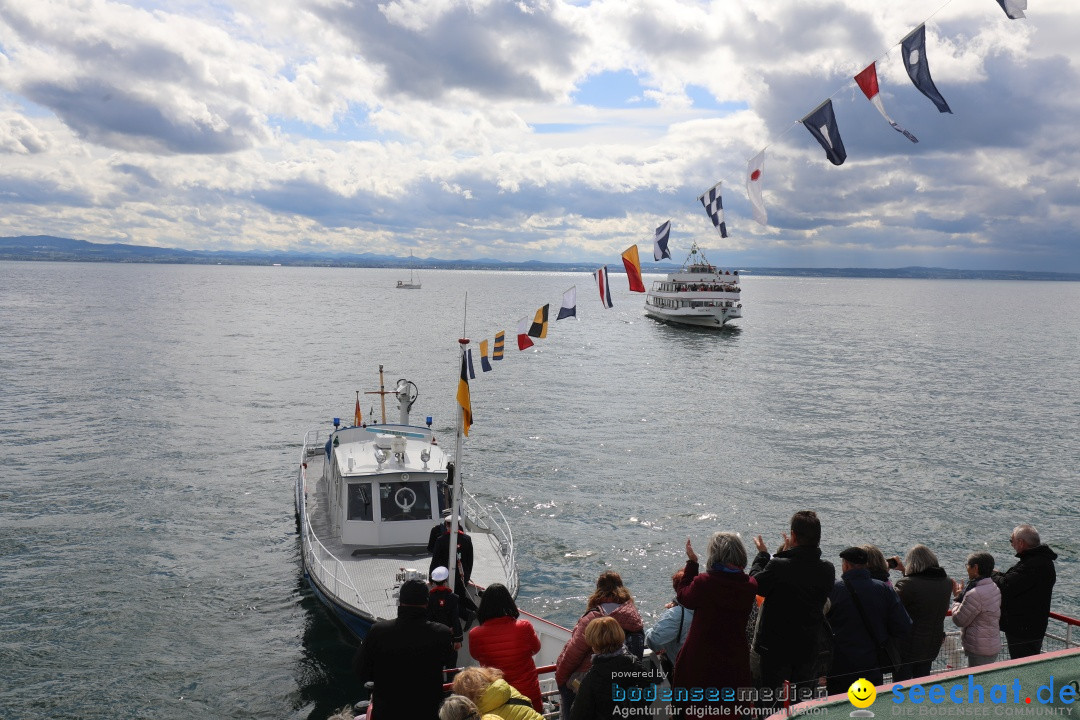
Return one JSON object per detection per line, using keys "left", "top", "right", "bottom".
{"left": 848, "top": 678, "right": 877, "bottom": 708}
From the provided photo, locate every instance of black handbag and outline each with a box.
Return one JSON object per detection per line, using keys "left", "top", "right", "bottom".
{"left": 843, "top": 578, "right": 902, "bottom": 675}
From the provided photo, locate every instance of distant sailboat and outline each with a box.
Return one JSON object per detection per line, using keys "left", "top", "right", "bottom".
{"left": 396, "top": 251, "right": 421, "bottom": 289}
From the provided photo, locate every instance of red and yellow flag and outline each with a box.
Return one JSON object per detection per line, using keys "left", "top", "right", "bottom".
{"left": 621, "top": 244, "right": 646, "bottom": 293}
{"left": 354, "top": 392, "right": 363, "bottom": 426}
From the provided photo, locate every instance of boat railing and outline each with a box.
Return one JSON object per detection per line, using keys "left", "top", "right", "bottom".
{"left": 298, "top": 432, "right": 374, "bottom": 619}
{"left": 462, "top": 487, "right": 518, "bottom": 598}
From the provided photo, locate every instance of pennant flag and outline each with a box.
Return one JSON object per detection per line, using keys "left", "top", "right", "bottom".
{"left": 901, "top": 25, "right": 952, "bottom": 114}
{"left": 593, "top": 266, "right": 614, "bottom": 309}
{"left": 493, "top": 331, "right": 505, "bottom": 360}
{"left": 800, "top": 98, "right": 847, "bottom": 166}
{"left": 527, "top": 304, "right": 549, "bottom": 338}
{"left": 516, "top": 317, "right": 534, "bottom": 350}
{"left": 456, "top": 351, "right": 472, "bottom": 436}
{"left": 854, "top": 62, "right": 918, "bottom": 144}
{"left": 621, "top": 245, "right": 646, "bottom": 293}
{"left": 557, "top": 286, "right": 577, "bottom": 320}
{"left": 466, "top": 348, "right": 476, "bottom": 379}
{"left": 652, "top": 221, "right": 672, "bottom": 261}
{"left": 995, "top": 0, "right": 1026, "bottom": 19}
{"left": 354, "top": 391, "right": 363, "bottom": 426}
{"left": 746, "top": 150, "right": 767, "bottom": 225}
{"left": 698, "top": 182, "right": 728, "bottom": 238}
{"left": 479, "top": 340, "right": 492, "bottom": 372}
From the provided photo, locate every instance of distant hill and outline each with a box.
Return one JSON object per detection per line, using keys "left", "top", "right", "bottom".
{"left": 2, "top": 235, "right": 1078, "bottom": 281}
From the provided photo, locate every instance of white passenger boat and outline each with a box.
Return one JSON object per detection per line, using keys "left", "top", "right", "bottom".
{"left": 643, "top": 243, "right": 743, "bottom": 328}
{"left": 295, "top": 367, "right": 517, "bottom": 639}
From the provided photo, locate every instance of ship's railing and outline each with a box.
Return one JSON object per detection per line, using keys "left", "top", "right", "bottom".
{"left": 461, "top": 487, "right": 518, "bottom": 598}
{"left": 930, "top": 609, "right": 1079, "bottom": 674}
{"left": 298, "top": 432, "right": 373, "bottom": 618}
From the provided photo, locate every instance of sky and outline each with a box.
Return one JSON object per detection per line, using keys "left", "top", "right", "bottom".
{"left": 1, "top": 0, "right": 1078, "bottom": 272}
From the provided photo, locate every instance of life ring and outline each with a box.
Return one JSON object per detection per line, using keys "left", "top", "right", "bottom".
{"left": 394, "top": 486, "right": 417, "bottom": 512}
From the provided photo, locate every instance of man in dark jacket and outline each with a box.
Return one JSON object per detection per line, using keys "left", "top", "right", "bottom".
{"left": 430, "top": 517, "right": 475, "bottom": 613}
{"left": 993, "top": 523, "right": 1058, "bottom": 659}
{"left": 750, "top": 510, "right": 835, "bottom": 705}
{"left": 353, "top": 579, "right": 455, "bottom": 720}
{"left": 426, "top": 565, "right": 463, "bottom": 669}
{"left": 826, "top": 547, "right": 912, "bottom": 694}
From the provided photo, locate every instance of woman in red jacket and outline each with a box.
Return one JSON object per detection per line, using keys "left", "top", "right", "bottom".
{"left": 467, "top": 583, "right": 543, "bottom": 712}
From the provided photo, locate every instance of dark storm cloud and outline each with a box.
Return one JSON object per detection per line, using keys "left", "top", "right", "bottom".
{"left": 311, "top": 0, "right": 581, "bottom": 101}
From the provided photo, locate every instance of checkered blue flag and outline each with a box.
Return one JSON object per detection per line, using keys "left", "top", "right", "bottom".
{"left": 698, "top": 182, "right": 728, "bottom": 238}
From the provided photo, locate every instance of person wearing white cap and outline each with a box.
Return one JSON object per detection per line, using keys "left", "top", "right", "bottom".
{"left": 427, "top": 565, "right": 463, "bottom": 669}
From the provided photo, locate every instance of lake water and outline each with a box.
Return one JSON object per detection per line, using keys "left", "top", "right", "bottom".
{"left": 1, "top": 261, "right": 1076, "bottom": 720}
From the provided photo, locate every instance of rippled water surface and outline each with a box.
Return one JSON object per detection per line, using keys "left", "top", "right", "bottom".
{"left": 1, "top": 262, "right": 1077, "bottom": 719}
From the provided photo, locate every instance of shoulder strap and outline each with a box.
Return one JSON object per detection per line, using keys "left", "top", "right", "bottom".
{"left": 504, "top": 697, "right": 534, "bottom": 708}
{"left": 677, "top": 606, "right": 686, "bottom": 643}
{"left": 842, "top": 577, "right": 883, "bottom": 645}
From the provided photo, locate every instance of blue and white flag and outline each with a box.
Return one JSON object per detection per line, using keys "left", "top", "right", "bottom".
{"left": 652, "top": 221, "right": 672, "bottom": 261}
{"left": 593, "top": 266, "right": 614, "bottom": 309}
{"left": 557, "top": 286, "right": 577, "bottom": 320}
{"left": 801, "top": 98, "right": 847, "bottom": 166}
{"left": 901, "top": 25, "right": 952, "bottom": 114}
{"left": 995, "top": 0, "right": 1026, "bottom": 19}
{"left": 698, "top": 182, "right": 728, "bottom": 238}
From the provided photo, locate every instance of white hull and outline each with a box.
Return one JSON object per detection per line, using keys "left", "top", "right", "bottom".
{"left": 644, "top": 304, "right": 741, "bottom": 327}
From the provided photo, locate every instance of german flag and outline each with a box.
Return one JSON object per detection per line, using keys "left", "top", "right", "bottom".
{"left": 493, "top": 331, "right": 504, "bottom": 360}
{"left": 354, "top": 391, "right": 363, "bottom": 426}
{"left": 527, "top": 304, "right": 549, "bottom": 338}
{"left": 456, "top": 351, "right": 472, "bottom": 436}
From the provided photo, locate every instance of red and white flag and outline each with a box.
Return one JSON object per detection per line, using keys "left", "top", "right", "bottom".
{"left": 854, "top": 63, "right": 918, "bottom": 144}
{"left": 746, "top": 150, "right": 767, "bottom": 226}
{"left": 516, "top": 316, "right": 533, "bottom": 351}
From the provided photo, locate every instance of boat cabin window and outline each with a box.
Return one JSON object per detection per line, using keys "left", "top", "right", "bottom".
{"left": 379, "top": 480, "right": 432, "bottom": 522}
{"left": 347, "top": 483, "right": 374, "bottom": 521}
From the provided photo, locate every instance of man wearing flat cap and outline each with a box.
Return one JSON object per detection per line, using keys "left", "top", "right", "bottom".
{"left": 826, "top": 546, "right": 912, "bottom": 693}
{"left": 353, "top": 579, "right": 455, "bottom": 720}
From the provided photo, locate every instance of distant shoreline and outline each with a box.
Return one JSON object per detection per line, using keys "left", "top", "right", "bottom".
{"left": 3, "top": 235, "right": 1078, "bottom": 281}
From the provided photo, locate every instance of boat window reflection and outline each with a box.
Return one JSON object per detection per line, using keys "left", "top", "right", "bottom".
{"left": 379, "top": 480, "right": 432, "bottom": 521}
{"left": 347, "top": 482, "right": 373, "bottom": 521}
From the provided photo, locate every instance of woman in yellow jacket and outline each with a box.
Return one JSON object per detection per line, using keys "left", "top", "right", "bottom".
{"left": 451, "top": 666, "right": 544, "bottom": 720}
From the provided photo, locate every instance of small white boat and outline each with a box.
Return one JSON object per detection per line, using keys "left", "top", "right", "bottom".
{"left": 397, "top": 253, "right": 421, "bottom": 289}
{"left": 644, "top": 243, "right": 742, "bottom": 328}
{"left": 295, "top": 368, "right": 516, "bottom": 639}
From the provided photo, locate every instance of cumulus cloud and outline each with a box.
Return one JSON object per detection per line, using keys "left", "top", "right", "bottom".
{"left": 0, "top": 0, "right": 1077, "bottom": 270}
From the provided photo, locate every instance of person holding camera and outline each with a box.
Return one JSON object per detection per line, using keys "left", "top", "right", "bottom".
{"left": 890, "top": 545, "right": 952, "bottom": 681}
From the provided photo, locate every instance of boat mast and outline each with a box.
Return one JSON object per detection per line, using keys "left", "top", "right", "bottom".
{"left": 448, "top": 337, "right": 469, "bottom": 595}
{"left": 378, "top": 365, "right": 387, "bottom": 423}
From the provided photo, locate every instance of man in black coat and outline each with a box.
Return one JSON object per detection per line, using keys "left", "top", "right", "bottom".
{"left": 353, "top": 579, "right": 454, "bottom": 720}
{"left": 429, "top": 517, "right": 474, "bottom": 608}
{"left": 750, "top": 510, "right": 835, "bottom": 706}
{"left": 993, "top": 523, "right": 1058, "bottom": 658}
{"left": 826, "top": 546, "right": 911, "bottom": 693}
